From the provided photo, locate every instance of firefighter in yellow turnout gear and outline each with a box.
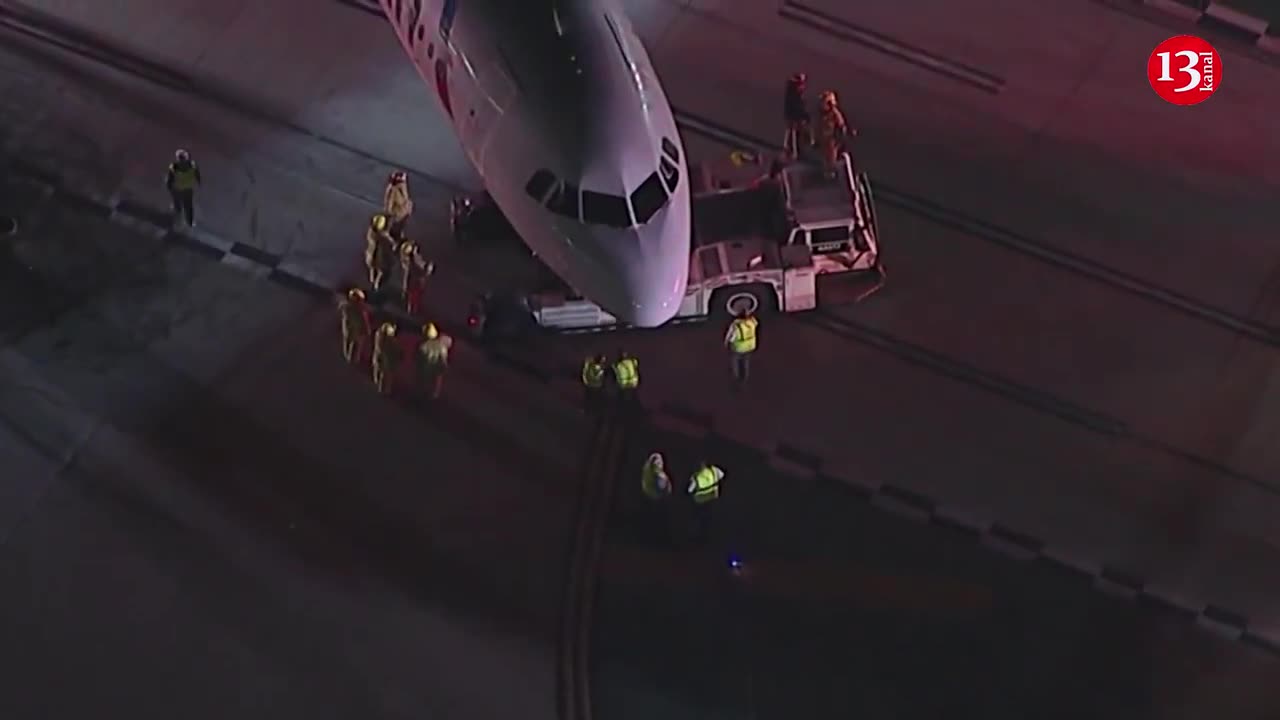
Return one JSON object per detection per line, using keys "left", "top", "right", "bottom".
{"left": 641, "top": 452, "right": 672, "bottom": 500}
{"left": 338, "top": 287, "right": 372, "bottom": 365}
{"left": 399, "top": 240, "right": 432, "bottom": 316}
{"left": 384, "top": 171, "right": 414, "bottom": 239}
{"left": 372, "top": 321, "right": 401, "bottom": 395}
{"left": 365, "top": 214, "right": 397, "bottom": 292}
{"left": 417, "top": 322, "right": 453, "bottom": 399}
{"left": 818, "top": 90, "right": 853, "bottom": 179}
{"left": 641, "top": 451, "right": 673, "bottom": 542}
{"left": 724, "top": 308, "right": 758, "bottom": 388}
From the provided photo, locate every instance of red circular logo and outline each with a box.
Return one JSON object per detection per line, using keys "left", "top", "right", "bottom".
{"left": 1148, "top": 35, "right": 1221, "bottom": 105}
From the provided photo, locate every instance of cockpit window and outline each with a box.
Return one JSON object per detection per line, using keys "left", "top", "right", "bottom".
{"left": 525, "top": 169, "right": 556, "bottom": 203}
{"left": 548, "top": 182, "right": 581, "bottom": 219}
{"left": 661, "top": 137, "right": 680, "bottom": 162}
{"left": 659, "top": 156, "right": 680, "bottom": 194}
{"left": 629, "top": 172, "right": 668, "bottom": 224}
{"left": 582, "top": 190, "right": 633, "bottom": 228}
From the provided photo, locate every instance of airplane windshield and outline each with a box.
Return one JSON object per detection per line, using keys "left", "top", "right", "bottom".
{"left": 629, "top": 172, "right": 668, "bottom": 224}
{"left": 582, "top": 190, "right": 633, "bottom": 228}
{"left": 526, "top": 157, "right": 678, "bottom": 228}
{"left": 661, "top": 137, "right": 680, "bottom": 162}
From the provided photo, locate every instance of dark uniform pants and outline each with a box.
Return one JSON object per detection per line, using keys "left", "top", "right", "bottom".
{"left": 373, "top": 359, "right": 396, "bottom": 394}
{"left": 617, "top": 386, "right": 641, "bottom": 416}
{"left": 582, "top": 385, "right": 602, "bottom": 415}
{"left": 421, "top": 363, "right": 445, "bottom": 398}
{"left": 389, "top": 216, "right": 409, "bottom": 241}
{"left": 784, "top": 119, "right": 811, "bottom": 158}
{"left": 693, "top": 500, "right": 715, "bottom": 542}
{"left": 730, "top": 351, "right": 751, "bottom": 385}
{"left": 170, "top": 189, "right": 195, "bottom": 225}
{"left": 342, "top": 326, "right": 368, "bottom": 364}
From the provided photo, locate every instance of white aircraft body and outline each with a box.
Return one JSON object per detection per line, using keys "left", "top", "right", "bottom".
{"left": 377, "top": 0, "right": 691, "bottom": 327}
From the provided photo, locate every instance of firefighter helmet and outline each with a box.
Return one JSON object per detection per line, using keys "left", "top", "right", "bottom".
{"left": 379, "top": 322, "right": 397, "bottom": 336}
{"left": 174, "top": 148, "right": 190, "bottom": 162}
{"left": 390, "top": 171, "right": 407, "bottom": 183}
{"left": 371, "top": 214, "right": 388, "bottom": 231}
{"left": 399, "top": 241, "right": 415, "bottom": 257}
{"left": 790, "top": 72, "right": 806, "bottom": 85}
{"left": 347, "top": 287, "right": 365, "bottom": 302}
{"left": 424, "top": 323, "right": 439, "bottom": 339}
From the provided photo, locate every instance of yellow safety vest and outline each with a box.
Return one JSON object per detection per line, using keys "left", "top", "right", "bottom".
{"left": 728, "top": 317, "right": 758, "bottom": 354}
{"left": 641, "top": 459, "right": 669, "bottom": 499}
{"left": 614, "top": 357, "right": 639, "bottom": 389}
{"left": 169, "top": 163, "right": 198, "bottom": 191}
{"left": 690, "top": 466, "right": 723, "bottom": 503}
{"left": 581, "top": 359, "right": 605, "bottom": 388}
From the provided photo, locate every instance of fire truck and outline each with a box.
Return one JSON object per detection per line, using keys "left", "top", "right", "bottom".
{"left": 456, "top": 152, "right": 882, "bottom": 336}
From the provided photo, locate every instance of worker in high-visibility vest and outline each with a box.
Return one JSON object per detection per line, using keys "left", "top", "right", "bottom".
{"left": 688, "top": 460, "right": 725, "bottom": 541}
{"left": 165, "top": 148, "right": 202, "bottom": 228}
{"left": 581, "top": 354, "right": 607, "bottom": 416}
{"left": 372, "top": 321, "right": 401, "bottom": 396}
{"left": 612, "top": 350, "right": 641, "bottom": 411}
{"left": 724, "top": 307, "right": 758, "bottom": 387}
{"left": 417, "top": 322, "right": 453, "bottom": 399}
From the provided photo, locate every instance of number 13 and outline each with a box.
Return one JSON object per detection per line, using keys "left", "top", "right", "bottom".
{"left": 1156, "top": 51, "right": 1202, "bottom": 93}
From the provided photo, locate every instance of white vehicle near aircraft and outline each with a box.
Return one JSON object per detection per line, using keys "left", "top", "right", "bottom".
{"left": 458, "top": 152, "right": 884, "bottom": 336}
{"left": 377, "top": 0, "right": 691, "bottom": 327}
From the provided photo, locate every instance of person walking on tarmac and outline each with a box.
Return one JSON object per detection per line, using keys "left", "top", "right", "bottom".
{"left": 384, "top": 171, "right": 414, "bottom": 240}
{"left": 338, "top": 287, "right": 373, "bottom": 365}
{"left": 165, "top": 149, "right": 202, "bottom": 228}
{"left": 818, "top": 90, "right": 854, "bottom": 179}
{"left": 365, "top": 214, "right": 397, "bottom": 293}
{"left": 640, "top": 452, "right": 673, "bottom": 542}
{"left": 372, "top": 321, "right": 401, "bottom": 396}
{"left": 688, "top": 460, "right": 725, "bottom": 541}
{"left": 724, "top": 306, "right": 759, "bottom": 388}
{"left": 399, "top": 240, "right": 433, "bottom": 316}
{"left": 783, "top": 73, "right": 812, "bottom": 160}
{"left": 417, "top": 322, "right": 453, "bottom": 399}
{"left": 581, "top": 353, "right": 608, "bottom": 416}
{"left": 613, "top": 349, "right": 641, "bottom": 412}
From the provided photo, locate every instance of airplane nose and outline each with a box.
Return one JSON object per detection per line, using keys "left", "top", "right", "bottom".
{"left": 616, "top": 245, "right": 687, "bottom": 328}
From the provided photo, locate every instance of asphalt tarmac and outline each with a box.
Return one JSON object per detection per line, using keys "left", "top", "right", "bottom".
{"left": 1, "top": 0, "right": 1278, "bottom": 717}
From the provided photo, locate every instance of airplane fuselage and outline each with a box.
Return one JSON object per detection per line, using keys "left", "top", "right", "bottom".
{"left": 377, "top": 0, "right": 692, "bottom": 327}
